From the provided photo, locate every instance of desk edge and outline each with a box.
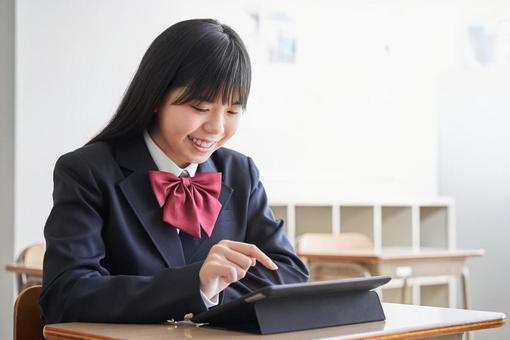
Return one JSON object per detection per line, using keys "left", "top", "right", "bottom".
{"left": 362, "top": 317, "right": 506, "bottom": 339}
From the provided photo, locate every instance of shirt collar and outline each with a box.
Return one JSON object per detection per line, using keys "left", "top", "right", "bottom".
{"left": 143, "top": 130, "right": 198, "bottom": 177}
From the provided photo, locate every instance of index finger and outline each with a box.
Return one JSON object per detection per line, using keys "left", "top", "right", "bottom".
{"left": 221, "top": 240, "right": 278, "bottom": 270}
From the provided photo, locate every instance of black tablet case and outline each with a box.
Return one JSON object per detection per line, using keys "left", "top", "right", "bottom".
{"left": 193, "top": 275, "right": 390, "bottom": 334}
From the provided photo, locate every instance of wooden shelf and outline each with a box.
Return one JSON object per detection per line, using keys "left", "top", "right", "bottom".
{"left": 269, "top": 198, "right": 455, "bottom": 251}
{"left": 420, "top": 206, "right": 449, "bottom": 249}
{"left": 295, "top": 205, "right": 332, "bottom": 237}
{"left": 340, "top": 206, "right": 374, "bottom": 242}
{"left": 269, "top": 198, "right": 457, "bottom": 307}
{"left": 382, "top": 206, "right": 413, "bottom": 248}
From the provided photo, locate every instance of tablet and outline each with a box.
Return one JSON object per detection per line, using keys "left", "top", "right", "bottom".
{"left": 193, "top": 275, "right": 391, "bottom": 326}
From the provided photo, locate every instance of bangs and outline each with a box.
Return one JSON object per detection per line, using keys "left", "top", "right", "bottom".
{"left": 171, "top": 29, "right": 251, "bottom": 109}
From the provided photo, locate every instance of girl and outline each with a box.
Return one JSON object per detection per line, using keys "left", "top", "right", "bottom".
{"left": 39, "top": 18, "right": 309, "bottom": 323}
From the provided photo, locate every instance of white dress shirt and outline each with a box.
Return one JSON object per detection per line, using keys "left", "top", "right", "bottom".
{"left": 143, "top": 130, "right": 219, "bottom": 308}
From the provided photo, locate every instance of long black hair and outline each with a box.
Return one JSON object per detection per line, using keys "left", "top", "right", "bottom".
{"left": 88, "top": 18, "right": 251, "bottom": 144}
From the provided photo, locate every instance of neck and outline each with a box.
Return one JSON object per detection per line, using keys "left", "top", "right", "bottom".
{"left": 147, "top": 127, "right": 190, "bottom": 169}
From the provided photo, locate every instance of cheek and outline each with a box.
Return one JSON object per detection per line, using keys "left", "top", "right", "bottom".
{"left": 159, "top": 112, "right": 199, "bottom": 138}
{"left": 223, "top": 119, "right": 239, "bottom": 139}
{"left": 213, "top": 119, "right": 238, "bottom": 149}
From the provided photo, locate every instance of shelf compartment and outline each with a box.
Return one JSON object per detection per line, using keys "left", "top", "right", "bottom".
{"left": 295, "top": 206, "right": 332, "bottom": 237}
{"left": 420, "top": 206, "right": 449, "bottom": 249}
{"left": 381, "top": 206, "right": 413, "bottom": 248}
{"left": 340, "top": 206, "right": 374, "bottom": 243}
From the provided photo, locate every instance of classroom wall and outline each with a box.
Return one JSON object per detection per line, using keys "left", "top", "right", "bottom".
{"left": 14, "top": 0, "right": 443, "bottom": 256}
{"left": 437, "top": 4, "right": 510, "bottom": 338}
{"left": 0, "top": 0, "right": 16, "bottom": 338}
{"left": 439, "top": 69, "right": 510, "bottom": 339}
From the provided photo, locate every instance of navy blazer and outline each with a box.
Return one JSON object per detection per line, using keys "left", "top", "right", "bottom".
{"left": 39, "top": 136, "right": 309, "bottom": 323}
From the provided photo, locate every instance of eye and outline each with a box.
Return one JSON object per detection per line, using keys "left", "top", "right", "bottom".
{"left": 191, "top": 105, "right": 209, "bottom": 113}
{"left": 227, "top": 105, "right": 243, "bottom": 115}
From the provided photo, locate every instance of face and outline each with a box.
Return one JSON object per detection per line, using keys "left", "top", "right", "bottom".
{"left": 149, "top": 87, "right": 242, "bottom": 168}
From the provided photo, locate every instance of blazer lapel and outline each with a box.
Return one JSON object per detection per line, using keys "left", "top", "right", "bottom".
{"left": 179, "top": 157, "right": 234, "bottom": 263}
{"left": 115, "top": 136, "right": 186, "bottom": 268}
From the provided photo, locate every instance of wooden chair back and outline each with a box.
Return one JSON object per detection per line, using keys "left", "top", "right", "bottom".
{"left": 21, "top": 244, "right": 45, "bottom": 267}
{"left": 296, "top": 232, "right": 373, "bottom": 253}
{"left": 15, "top": 243, "right": 45, "bottom": 293}
{"left": 13, "top": 285, "right": 46, "bottom": 340}
{"left": 296, "top": 233, "right": 374, "bottom": 281}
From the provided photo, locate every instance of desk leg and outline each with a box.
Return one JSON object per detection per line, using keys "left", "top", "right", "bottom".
{"left": 401, "top": 276, "right": 409, "bottom": 304}
{"left": 461, "top": 267, "right": 472, "bottom": 340}
{"left": 461, "top": 266, "right": 471, "bottom": 309}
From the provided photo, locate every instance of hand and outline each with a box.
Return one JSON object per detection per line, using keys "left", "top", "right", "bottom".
{"left": 199, "top": 240, "right": 278, "bottom": 300}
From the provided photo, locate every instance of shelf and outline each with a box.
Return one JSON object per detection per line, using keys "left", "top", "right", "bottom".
{"left": 340, "top": 206, "right": 374, "bottom": 242}
{"left": 270, "top": 199, "right": 455, "bottom": 251}
{"left": 269, "top": 198, "right": 456, "bottom": 308}
{"left": 420, "top": 206, "right": 449, "bottom": 249}
{"left": 381, "top": 206, "right": 413, "bottom": 248}
{"left": 295, "top": 206, "right": 332, "bottom": 236}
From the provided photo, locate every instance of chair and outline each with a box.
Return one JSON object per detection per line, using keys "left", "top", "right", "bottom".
{"left": 15, "top": 243, "right": 45, "bottom": 293}
{"left": 13, "top": 285, "right": 46, "bottom": 340}
{"left": 296, "top": 232, "right": 374, "bottom": 281}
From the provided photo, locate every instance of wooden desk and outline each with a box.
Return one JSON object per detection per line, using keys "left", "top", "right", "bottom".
{"left": 298, "top": 248, "right": 484, "bottom": 308}
{"left": 5, "top": 262, "right": 43, "bottom": 293}
{"left": 43, "top": 303, "right": 505, "bottom": 340}
{"left": 5, "top": 263, "right": 43, "bottom": 278}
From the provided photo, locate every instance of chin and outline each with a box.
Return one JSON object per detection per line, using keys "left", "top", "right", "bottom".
{"left": 189, "top": 154, "right": 211, "bottom": 164}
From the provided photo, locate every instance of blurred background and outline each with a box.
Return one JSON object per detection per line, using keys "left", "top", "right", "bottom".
{"left": 1, "top": 0, "right": 509, "bottom": 339}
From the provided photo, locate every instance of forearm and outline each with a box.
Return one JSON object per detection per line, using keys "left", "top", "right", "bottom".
{"left": 40, "top": 262, "right": 207, "bottom": 323}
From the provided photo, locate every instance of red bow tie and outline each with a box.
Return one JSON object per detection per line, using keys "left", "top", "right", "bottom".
{"left": 148, "top": 171, "right": 222, "bottom": 238}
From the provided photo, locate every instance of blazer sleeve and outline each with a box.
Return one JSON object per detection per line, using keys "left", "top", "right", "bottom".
{"left": 39, "top": 152, "right": 208, "bottom": 323}
{"left": 223, "top": 157, "right": 309, "bottom": 301}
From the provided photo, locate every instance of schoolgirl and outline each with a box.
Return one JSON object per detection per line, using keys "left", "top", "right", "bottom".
{"left": 40, "top": 18, "right": 308, "bottom": 323}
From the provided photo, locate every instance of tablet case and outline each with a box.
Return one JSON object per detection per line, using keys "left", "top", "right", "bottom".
{"left": 193, "top": 275, "right": 390, "bottom": 334}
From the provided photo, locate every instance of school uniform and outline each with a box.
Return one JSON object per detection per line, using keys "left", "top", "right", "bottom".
{"left": 39, "top": 134, "right": 309, "bottom": 323}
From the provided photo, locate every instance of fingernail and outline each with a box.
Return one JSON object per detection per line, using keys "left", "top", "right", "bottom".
{"left": 272, "top": 263, "right": 278, "bottom": 270}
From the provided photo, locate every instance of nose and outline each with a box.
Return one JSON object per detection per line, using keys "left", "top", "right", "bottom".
{"left": 203, "top": 110, "right": 225, "bottom": 136}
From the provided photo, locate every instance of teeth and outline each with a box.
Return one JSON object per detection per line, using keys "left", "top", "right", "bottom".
{"left": 190, "top": 136, "right": 214, "bottom": 149}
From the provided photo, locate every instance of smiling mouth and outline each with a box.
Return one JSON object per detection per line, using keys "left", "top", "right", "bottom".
{"left": 187, "top": 135, "right": 217, "bottom": 150}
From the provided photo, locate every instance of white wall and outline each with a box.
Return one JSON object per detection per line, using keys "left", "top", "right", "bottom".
{"left": 437, "top": 3, "right": 510, "bottom": 339}
{"left": 439, "top": 68, "right": 510, "bottom": 340}
{"left": 0, "top": 0, "right": 15, "bottom": 338}
{"left": 14, "top": 0, "right": 443, "bottom": 256}
{"left": 239, "top": 0, "right": 449, "bottom": 202}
